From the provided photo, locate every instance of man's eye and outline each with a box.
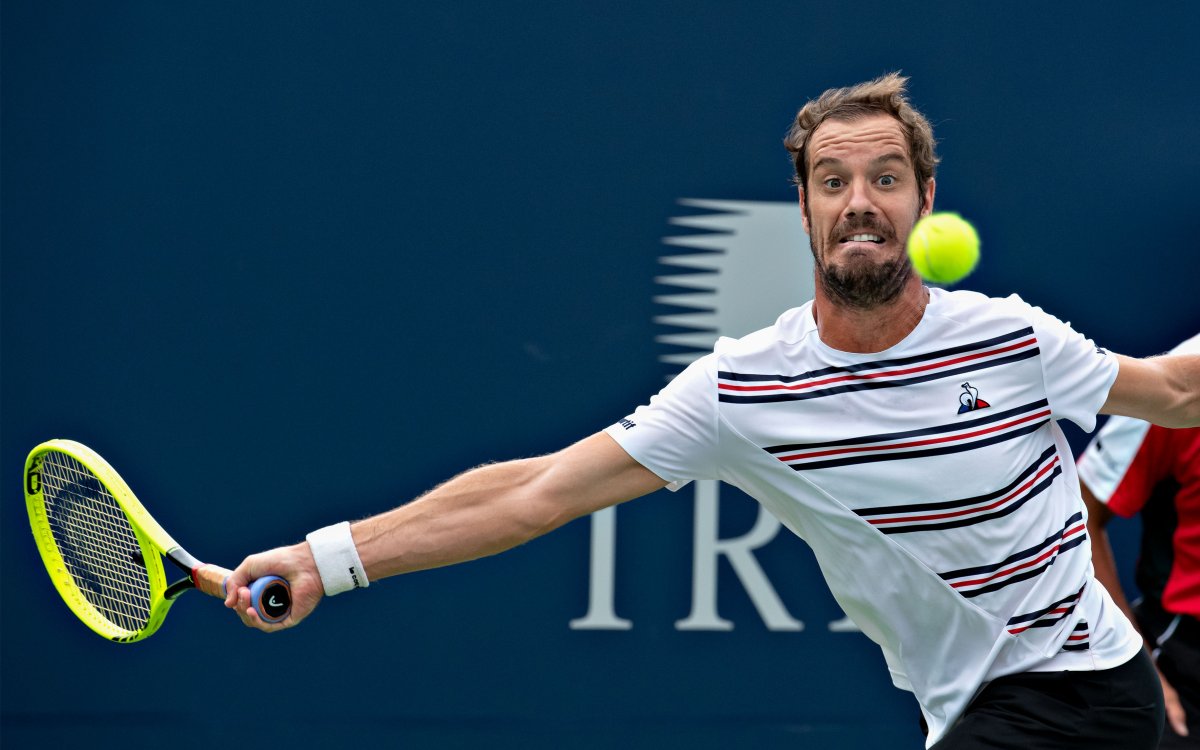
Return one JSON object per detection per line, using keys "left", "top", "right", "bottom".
{"left": 823, "top": 178, "right": 843, "bottom": 189}
{"left": 879, "top": 175, "right": 897, "bottom": 186}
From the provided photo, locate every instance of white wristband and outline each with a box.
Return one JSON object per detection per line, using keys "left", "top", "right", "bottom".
{"left": 306, "top": 521, "right": 369, "bottom": 596}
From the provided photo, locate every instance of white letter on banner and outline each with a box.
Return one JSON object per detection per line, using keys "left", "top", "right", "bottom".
{"left": 569, "top": 506, "right": 632, "bottom": 630}
{"left": 675, "top": 480, "right": 804, "bottom": 631}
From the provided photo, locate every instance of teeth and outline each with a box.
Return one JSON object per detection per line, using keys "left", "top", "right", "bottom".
{"left": 847, "top": 234, "right": 882, "bottom": 242}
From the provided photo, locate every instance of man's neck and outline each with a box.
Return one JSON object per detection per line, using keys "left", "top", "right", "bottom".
{"left": 812, "top": 277, "right": 929, "bottom": 354}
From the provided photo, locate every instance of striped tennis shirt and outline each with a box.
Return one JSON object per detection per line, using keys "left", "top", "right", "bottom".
{"left": 606, "top": 287, "right": 1141, "bottom": 747}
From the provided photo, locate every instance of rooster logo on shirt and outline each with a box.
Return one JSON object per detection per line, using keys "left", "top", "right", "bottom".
{"left": 957, "top": 382, "right": 991, "bottom": 414}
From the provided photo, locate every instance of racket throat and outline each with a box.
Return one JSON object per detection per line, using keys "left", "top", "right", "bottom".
{"left": 166, "top": 547, "right": 233, "bottom": 599}
{"left": 163, "top": 547, "right": 203, "bottom": 600}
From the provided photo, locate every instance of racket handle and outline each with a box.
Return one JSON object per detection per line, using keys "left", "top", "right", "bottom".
{"left": 247, "top": 576, "right": 292, "bottom": 623}
{"left": 196, "top": 564, "right": 292, "bottom": 623}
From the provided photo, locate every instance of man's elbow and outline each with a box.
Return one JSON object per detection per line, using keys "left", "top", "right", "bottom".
{"left": 1108, "top": 353, "right": 1200, "bottom": 427}
{"left": 1156, "top": 388, "right": 1200, "bottom": 428}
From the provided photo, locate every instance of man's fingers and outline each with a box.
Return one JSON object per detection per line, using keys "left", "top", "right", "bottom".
{"left": 233, "top": 587, "right": 253, "bottom": 625}
{"left": 224, "top": 555, "right": 259, "bottom": 608}
{"left": 1165, "top": 694, "right": 1188, "bottom": 737}
{"left": 224, "top": 580, "right": 240, "bottom": 608}
{"left": 235, "top": 589, "right": 272, "bottom": 630}
{"left": 1160, "top": 672, "right": 1188, "bottom": 737}
{"left": 225, "top": 543, "right": 316, "bottom": 632}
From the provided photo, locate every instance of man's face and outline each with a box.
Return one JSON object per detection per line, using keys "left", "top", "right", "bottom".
{"left": 799, "top": 113, "right": 934, "bottom": 309}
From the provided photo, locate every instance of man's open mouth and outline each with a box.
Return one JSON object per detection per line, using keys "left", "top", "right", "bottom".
{"left": 840, "top": 233, "right": 884, "bottom": 244}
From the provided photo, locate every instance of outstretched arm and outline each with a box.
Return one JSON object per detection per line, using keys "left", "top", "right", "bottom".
{"left": 1102, "top": 353, "right": 1200, "bottom": 427}
{"left": 225, "top": 431, "right": 667, "bottom": 631}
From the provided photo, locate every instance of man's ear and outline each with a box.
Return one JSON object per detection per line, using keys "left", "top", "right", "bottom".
{"left": 798, "top": 185, "right": 810, "bottom": 234}
{"left": 920, "top": 178, "right": 936, "bottom": 218}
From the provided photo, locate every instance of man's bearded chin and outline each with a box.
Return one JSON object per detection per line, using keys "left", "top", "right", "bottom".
{"left": 812, "top": 239, "right": 913, "bottom": 310}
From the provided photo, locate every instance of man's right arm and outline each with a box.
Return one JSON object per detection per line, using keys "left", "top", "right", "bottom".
{"left": 224, "top": 431, "right": 667, "bottom": 631}
{"left": 355, "top": 431, "right": 667, "bottom": 579}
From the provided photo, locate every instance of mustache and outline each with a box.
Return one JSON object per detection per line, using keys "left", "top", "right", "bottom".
{"left": 830, "top": 217, "right": 895, "bottom": 242}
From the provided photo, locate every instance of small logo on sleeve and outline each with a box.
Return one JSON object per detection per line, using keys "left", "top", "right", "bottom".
{"left": 957, "top": 382, "right": 991, "bottom": 414}
{"left": 618, "top": 418, "right": 637, "bottom": 430}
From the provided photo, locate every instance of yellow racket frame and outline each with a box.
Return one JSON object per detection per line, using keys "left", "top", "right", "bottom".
{"left": 25, "top": 439, "right": 183, "bottom": 643}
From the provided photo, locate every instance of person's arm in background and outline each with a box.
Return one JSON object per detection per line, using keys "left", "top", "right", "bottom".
{"left": 1082, "top": 452, "right": 1189, "bottom": 738}
{"left": 1082, "top": 485, "right": 1138, "bottom": 623}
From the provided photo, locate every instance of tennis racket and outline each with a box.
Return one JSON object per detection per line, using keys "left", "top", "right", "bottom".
{"left": 24, "top": 439, "right": 291, "bottom": 643}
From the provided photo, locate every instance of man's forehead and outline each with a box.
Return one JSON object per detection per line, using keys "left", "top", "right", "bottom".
{"left": 809, "top": 114, "right": 910, "bottom": 162}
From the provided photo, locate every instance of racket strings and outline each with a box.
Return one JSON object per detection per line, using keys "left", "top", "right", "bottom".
{"left": 40, "top": 452, "right": 152, "bottom": 631}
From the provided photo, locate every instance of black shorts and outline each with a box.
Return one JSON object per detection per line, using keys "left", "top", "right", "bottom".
{"left": 931, "top": 650, "right": 1164, "bottom": 750}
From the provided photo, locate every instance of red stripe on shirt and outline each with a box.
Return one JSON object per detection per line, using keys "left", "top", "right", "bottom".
{"left": 950, "top": 524, "right": 1086, "bottom": 588}
{"left": 718, "top": 338, "right": 1037, "bottom": 393}
{"left": 777, "top": 409, "right": 1051, "bottom": 463}
{"left": 871, "top": 458, "right": 1061, "bottom": 526}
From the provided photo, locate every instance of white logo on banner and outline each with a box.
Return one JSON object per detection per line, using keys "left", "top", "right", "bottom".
{"left": 571, "top": 200, "right": 861, "bottom": 633}
{"left": 655, "top": 198, "right": 814, "bottom": 370}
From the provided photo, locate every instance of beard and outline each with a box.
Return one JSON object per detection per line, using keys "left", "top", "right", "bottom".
{"left": 810, "top": 216, "right": 914, "bottom": 310}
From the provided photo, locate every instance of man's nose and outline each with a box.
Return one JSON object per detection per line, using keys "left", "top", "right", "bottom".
{"left": 843, "top": 180, "right": 877, "bottom": 218}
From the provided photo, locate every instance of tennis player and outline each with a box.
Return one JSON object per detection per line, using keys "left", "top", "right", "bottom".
{"left": 226, "top": 74, "right": 1200, "bottom": 749}
{"left": 1078, "top": 333, "right": 1200, "bottom": 748}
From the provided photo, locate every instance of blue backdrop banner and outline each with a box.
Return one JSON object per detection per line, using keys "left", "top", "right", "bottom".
{"left": 3, "top": 3, "right": 1198, "bottom": 748}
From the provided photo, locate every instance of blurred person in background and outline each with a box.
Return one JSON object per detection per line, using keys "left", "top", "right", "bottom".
{"left": 1080, "top": 333, "right": 1200, "bottom": 748}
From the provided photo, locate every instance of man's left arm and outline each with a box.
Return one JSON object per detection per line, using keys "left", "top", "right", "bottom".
{"left": 1102, "top": 353, "right": 1200, "bottom": 427}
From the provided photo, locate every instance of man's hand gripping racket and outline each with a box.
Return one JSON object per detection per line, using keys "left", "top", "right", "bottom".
{"left": 223, "top": 542, "right": 325, "bottom": 632}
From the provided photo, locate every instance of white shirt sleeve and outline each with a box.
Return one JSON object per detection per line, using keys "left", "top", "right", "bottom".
{"left": 1006, "top": 294, "right": 1118, "bottom": 433}
{"left": 1076, "top": 414, "right": 1152, "bottom": 503}
{"left": 604, "top": 353, "right": 722, "bottom": 491}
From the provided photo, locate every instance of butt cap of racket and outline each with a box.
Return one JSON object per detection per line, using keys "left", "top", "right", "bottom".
{"left": 249, "top": 576, "right": 292, "bottom": 623}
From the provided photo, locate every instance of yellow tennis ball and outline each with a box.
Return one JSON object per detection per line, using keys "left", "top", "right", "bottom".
{"left": 906, "top": 212, "right": 980, "bottom": 285}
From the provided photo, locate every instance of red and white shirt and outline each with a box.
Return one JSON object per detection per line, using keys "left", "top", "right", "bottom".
{"left": 1077, "top": 333, "right": 1200, "bottom": 619}
{"left": 607, "top": 288, "right": 1141, "bottom": 747}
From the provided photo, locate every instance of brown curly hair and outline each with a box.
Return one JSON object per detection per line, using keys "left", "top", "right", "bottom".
{"left": 784, "top": 72, "right": 939, "bottom": 210}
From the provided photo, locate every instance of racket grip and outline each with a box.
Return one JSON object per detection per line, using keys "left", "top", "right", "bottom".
{"left": 247, "top": 576, "right": 292, "bottom": 623}
{"left": 193, "top": 563, "right": 292, "bottom": 623}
